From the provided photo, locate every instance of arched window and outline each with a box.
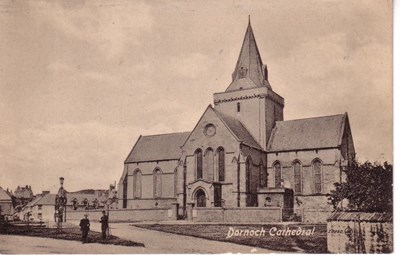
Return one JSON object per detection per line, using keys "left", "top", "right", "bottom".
{"left": 237, "top": 102, "right": 241, "bottom": 112}
{"left": 174, "top": 169, "right": 178, "bottom": 197}
{"left": 195, "top": 189, "right": 206, "bottom": 207}
{"left": 153, "top": 169, "right": 162, "bottom": 198}
{"left": 274, "top": 162, "right": 281, "bottom": 188}
{"left": 259, "top": 163, "right": 266, "bottom": 187}
{"left": 245, "top": 156, "right": 257, "bottom": 207}
{"left": 195, "top": 149, "right": 203, "bottom": 179}
{"left": 246, "top": 157, "right": 251, "bottom": 196}
{"left": 293, "top": 161, "right": 302, "bottom": 194}
{"left": 313, "top": 159, "right": 322, "bottom": 193}
{"left": 217, "top": 147, "right": 225, "bottom": 182}
{"left": 204, "top": 148, "right": 214, "bottom": 181}
{"left": 122, "top": 174, "right": 128, "bottom": 208}
{"left": 133, "top": 169, "right": 142, "bottom": 199}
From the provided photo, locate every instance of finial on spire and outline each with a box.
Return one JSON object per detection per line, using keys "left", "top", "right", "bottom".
{"left": 248, "top": 15, "right": 251, "bottom": 24}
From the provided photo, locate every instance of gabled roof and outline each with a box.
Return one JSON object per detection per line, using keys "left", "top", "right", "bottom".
{"left": 67, "top": 192, "right": 105, "bottom": 205}
{"left": 125, "top": 132, "right": 190, "bottom": 163}
{"left": 25, "top": 195, "right": 44, "bottom": 208}
{"left": 267, "top": 113, "right": 347, "bottom": 152}
{"left": 226, "top": 18, "right": 271, "bottom": 92}
{"left": 0, "top": 186, "right": 12, "bottom": 201}
{"left": 27, "top": 192, "right": 107, "bottom": 207}
{"left": 214, "top": 109, "right": 263, "bottom": 150}
{"left": 35, "top": 194, "right": 56, "bottom": 206}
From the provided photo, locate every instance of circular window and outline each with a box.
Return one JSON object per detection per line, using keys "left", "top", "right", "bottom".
{"left": 204, "top": 124, "right": 216, "bottom": 137}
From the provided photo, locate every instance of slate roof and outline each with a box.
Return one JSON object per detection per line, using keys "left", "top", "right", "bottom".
{"left": 25, "top": 195, "right": 43, "bottom": 207}
{"left": 35, "top": 194, "right": 56, "bottom": 205}
{"left": 227, "top": 19, "right": 271, "bottom": 92}
{"left": 267, "top": 114, "right": 346, "bottom": 152}
{"left": 125, "top": 132, "right": 191, "bottom": 163}
{"left": 27, "top": 193, "right": 106, "bottom": 207}
{"left": 327, "top": 212, "right": 392, "bottom": 222}
{"left": 215, "top": 109, "right": 263, "bottom": 150}
{"left": 67, "top": 192, "right": 105, "bottom": 205}
{"left": 0, "top": 186, "right": 12, "bottom": 201}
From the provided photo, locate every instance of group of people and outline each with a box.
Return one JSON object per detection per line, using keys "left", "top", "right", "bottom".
{"left": 79, "top": 210, "right": 109, "bottom": 244}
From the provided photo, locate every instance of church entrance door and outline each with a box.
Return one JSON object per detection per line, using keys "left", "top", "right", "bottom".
{"left": 195, "top": 189, "right": 206, "bottom": 207}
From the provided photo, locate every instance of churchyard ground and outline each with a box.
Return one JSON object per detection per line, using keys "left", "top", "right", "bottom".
{"left": 0, "top": 221, "right": 144, "bottom": 247}
{"left": 133, "top": 223, "right": 327, "bottom": 253}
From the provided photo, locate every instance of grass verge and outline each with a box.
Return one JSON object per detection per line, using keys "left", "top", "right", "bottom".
{"left": 0, "top": 222, "right": 144, "bottom": 247}
{"left": 133, "top": 223, "right": 327, "bottom": 253}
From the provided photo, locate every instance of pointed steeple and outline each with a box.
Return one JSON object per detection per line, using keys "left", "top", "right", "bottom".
{"left": 226, "top": 17, "right": 272, "bottom": 91}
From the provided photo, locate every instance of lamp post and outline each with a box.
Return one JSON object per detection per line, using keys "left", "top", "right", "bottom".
{"left": 55, "top": 177, "right": 68, "bottom": 232}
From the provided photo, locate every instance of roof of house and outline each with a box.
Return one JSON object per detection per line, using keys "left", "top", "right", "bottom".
{"left": 0, "top": 186, "right": 12, "bottom": 201}
{"left": 67, "top": 192, "right": 105, "bottom": 205}
{"left": 25, "top": 192, "right": 107, "bottom": 207}
{"left": 25, "top": 195, "right": 43, "bottom": 207}
{"left": 267, "top": 114, "right": 346, "bottom": 152}
{"left": 214, "top": 109, "right": 263, "bottom": 150}
{"left": 125, "top": 132, "right": 190, "bottom": 163}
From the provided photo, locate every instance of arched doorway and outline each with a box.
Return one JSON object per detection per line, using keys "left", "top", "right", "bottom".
{"left": 195, "top": 189, "right": 206, "bottom": 207}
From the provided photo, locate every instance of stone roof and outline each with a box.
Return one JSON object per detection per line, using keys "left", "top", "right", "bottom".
{"left": 267, "top": 114, "right": 346, "bottom": 152}
{"left": 0, "top": 186, "right": 12, "bottom": 201}
{"left": 226, "top": 19, "right": 271, "bottom": 92}
{"left": 214, "top": 109, "right": 263, "bottom": 150}
{"left": 125, "top": 132, "right": 190, "bottom": 163}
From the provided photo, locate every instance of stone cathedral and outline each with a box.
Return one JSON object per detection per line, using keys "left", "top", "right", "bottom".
{"left": 118, "top": 20, "right": 355, "bottom": 221}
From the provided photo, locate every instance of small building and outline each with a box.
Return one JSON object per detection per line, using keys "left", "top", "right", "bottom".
{"left": 0, "top": 186, "right": 14, "bottom": 219}
{"left": 20, "top": 191, "right": 108, "bottom": 222}
{"left": 13, "top": 185, "right": 34, "bottom": 207}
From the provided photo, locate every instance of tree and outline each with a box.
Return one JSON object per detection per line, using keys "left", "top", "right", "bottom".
{"left": 328, "top": 160, "right": 392, "bottom": 213}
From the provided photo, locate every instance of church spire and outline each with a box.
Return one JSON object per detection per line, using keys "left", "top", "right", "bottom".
{"left": 226, "top": 17, "right": 272, "bottom": 91}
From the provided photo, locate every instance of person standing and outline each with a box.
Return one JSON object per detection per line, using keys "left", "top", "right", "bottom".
{"left": 100, "top": 210, "right": 109, "bottom": 241}
{"left": 79, "top": 214, "right": 90, "bottom": 244}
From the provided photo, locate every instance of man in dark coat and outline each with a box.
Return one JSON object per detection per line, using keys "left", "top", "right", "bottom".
{"left": 79, "top": 214, "right": 90, "bottom": 244}
{"left": 100, "top": 210, "right": 109, "bottom": 240}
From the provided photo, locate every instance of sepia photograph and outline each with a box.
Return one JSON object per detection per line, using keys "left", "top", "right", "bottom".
{"left": 0, "top": 0, "right": 393, "bottom": 253}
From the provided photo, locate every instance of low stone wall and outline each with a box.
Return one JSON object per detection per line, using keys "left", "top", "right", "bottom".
{"left": 125, "top": 198, "right": 177, "bottom": 209}
{"left": 327, "top": 212, "right": 393, "bottom": 253}
{"left": 67, "top": 208, "right": 170, "bottom": 222}
{"left": 303, "top": 209, "right": 332, "bottom": 223}
{"left": 193, "top": 207, "right": 282, "bottom": 223}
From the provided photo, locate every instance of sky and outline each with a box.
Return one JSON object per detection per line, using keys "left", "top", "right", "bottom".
{"left": 0, "top": 0, "right": 392, "bottom": 194}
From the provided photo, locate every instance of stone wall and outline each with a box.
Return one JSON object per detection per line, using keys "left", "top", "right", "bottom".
{"left": 303, "top": 209, "right": 332, "bottom": 223}
{"left": 327, "top": 214, "right": 392, "bottom": 253}
{"left": 118, "top": 160, "right": 179, "bottom": 209}
{"left": 193, "top": 207, "right": 281, "bottom": 223}
{"left": 0, "top": 202, "right": 14, "bottom": 215}
{"left": 67, "top": 208, "right": 170, "bottom": 222}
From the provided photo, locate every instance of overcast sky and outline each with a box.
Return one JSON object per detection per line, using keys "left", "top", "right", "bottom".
{"left": 0, "top": 0, "right": 392, "bottom": 194}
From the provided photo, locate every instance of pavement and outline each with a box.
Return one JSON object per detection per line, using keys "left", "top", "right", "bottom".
{"left": 0, "top": 222, "right": 279, "bottom": 253}
{"left": 86, "top": 222, "right": 277, "bottom": 253}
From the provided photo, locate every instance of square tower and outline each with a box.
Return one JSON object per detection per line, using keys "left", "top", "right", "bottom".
{"left": 213, "top": 19, "right": 284, "bottom": 150}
